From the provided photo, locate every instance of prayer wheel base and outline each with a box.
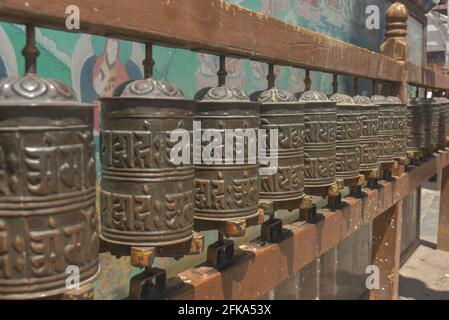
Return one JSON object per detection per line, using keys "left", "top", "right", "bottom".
{"left": 299, "top": 197, "right": 318, "bottom": 224}
{"left": 361, "top": 169, "right": 379, "bottom": 189}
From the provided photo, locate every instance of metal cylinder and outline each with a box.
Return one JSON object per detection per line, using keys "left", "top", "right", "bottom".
{"left": 384, "top": 96, "right": 407, "bottom": 160}
{"left": 329, "top": 94, "right": 360, "bottom": 181}
{"left": 251, "top": 88, "right": 305, "bottom": 202}
{"left": 100, "top": 78, "right": 195, "bottom": 247}
{"left": 422, "top": 98, "right": 434, "bottom": 155}
{"left": 407, "top": 98, "right": 424, "bottom": 155}
{"left": 194, "top": 86, "right": 260, "bottom": 222}
{"left": 435, "top": 97, "right": 448, "bottom": 148}
{"left": 0, "top": 75, "right": 98, "bottom": 299}
{"left": 371, "top": 95, "right": 395, "bottom": 164}
{"left": 353, "top": 95, "right": 379, "bottom": 172}
{"left": 297, "top": 91, "right": 337, "bottom": 188}
{"left": 428, "top": 98, "right": 440, "bottom": 150}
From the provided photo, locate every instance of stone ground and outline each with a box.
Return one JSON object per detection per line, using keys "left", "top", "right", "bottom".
{"left": 398, "top": 181, "right": 449, "bottom": 300}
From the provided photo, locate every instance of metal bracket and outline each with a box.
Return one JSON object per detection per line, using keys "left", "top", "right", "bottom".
{"left": 261, "top": 218, "right": 283, "bottom": 243}
{"left": 129, "top": 267, "right": 166, "bottom": 300}
{"left": 207, "top": 239, "right": 235, "bottom": 269}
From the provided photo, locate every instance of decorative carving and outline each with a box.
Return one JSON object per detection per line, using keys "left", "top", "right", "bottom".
{"left": 332, "top": 94, "right": 360, "bottom": 180}
{"left": 0, "top": 75, "right": 75, "bottom": 102}
{"left": 194, "top": 86, "right": 249, "bottom": 101}
{"left": 121, "top": 78, "right": 184, "bottom": 98}
{"left": 354, "top": 96, "right": 379, "bottom": 172}
{"left": 371, "top": 95, "right": 395, "bottom": 164}
{"left": 194, "top": 88, "right": 260, "bottom": 221}
{"left": 253, "top": 90, "right": 305, "bottom": 201}
{"left": 407, "top": 98, "right": 424, "bottom": 152}
{"left": 298, "top": 91, "right": 337, "bottom": 188}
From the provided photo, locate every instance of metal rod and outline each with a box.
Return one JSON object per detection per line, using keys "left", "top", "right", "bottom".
{"left": 217, "top": 55, "right": 227, "bottom": 86}
{"left": 267, "top": 64, "right": 275, "bottom": 89}
{"left": 415, "top": 86, "right": 419, "bottom": 98}
{"left": 22, "top": 24, "right": 39, "bottom": 75}
{"left": 143, "top": 42, "right": 155, "bottom": 78}
{"left": 304, "top": 69, "right": 311, "bottom": 91}
{"left": 332, "top": 74, "right": 338, "bottom": 94}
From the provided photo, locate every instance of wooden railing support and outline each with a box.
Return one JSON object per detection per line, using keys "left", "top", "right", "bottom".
{"left": 438, "top": 164, "right": 449, "bottom": 251}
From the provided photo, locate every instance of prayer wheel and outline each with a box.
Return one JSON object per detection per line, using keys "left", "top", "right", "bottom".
{"left": 297, "top": 91, "right": 337, "bottom": 189}
{"left": 428, "top": 98, "right": 440, "bottom": 151}
{"left": 194, "top": 86, "right": 260, "bottom": 222}
{"left": 100, "top": 78, "right": 195, "bottom": 247}
{"left": 329, "top": 93, "right": 361, "bottom": 181}
{"left": 422, "top": 98, "right": 435, "bottom": 155}
{"left": 251, "top": 88, "right": 305, "bottom": 202}
{"left": 435, "top": 97, "right": 448, "bottom": 148}
{"left": 385, "top": 96, "right": 407, "bottom": 160}
{"left": 371, "top": 95, "right": 395, "bottom": 165}
{"left": 0, "top": 74, "right": 99, "bottom": 299}
{"left": 407, "top": 98, "right": 425, "bottom": 157}
{"left": 353, "top": 95, "right": 379, "bottom": 173}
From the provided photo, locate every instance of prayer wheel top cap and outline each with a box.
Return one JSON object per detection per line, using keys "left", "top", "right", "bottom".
{"left": 384, "top": 96, "right": 404, "bottom": 105}
{"left": 250, "top": 88, "right": 296, "bottom": 103}
{"left": 329, "top": 93, "right": 354, "bottom": 105}
{"left": 298, "top": 90, "right": 329, "bottom": 102}
{"left": 433, "top": 97, "right": 449, "bottom": 104}
{"left": 353, "top": 95, "right": 374, "bottom": 105}
{"left": 0, "top": 74, "right": 87, "bottom": 106}
{"left": 371, "top": 95, "right": 387, "bottom": 104}
{"left": 118, "top": 78, "right": 186, "bottom": 99}
{"left": 195, "top": 86, "right": 250, "bottom": 102}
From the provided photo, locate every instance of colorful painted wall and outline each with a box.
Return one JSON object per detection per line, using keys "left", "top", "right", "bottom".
{"left": 0, "top": 0, "right": 405, "bottom": 299}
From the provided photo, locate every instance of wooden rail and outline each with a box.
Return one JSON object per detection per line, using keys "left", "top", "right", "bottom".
{"left": 162, "top": 151, "right": 449, "bottom": 300}
{"left": 0, "top": 0, "right": 407, "bottom": 83}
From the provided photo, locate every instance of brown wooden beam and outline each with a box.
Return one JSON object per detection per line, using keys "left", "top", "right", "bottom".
{"left": 369, "top": 203, "right": 403, "bottom": 300}
{"left": 438, "top": 164, "right": 449, "bottom": 251}
{"left": 161, "top": 151, "right": 449, "bottom": 300}
{"left": 0, "top": 0, "right": 403, "bottom": 82}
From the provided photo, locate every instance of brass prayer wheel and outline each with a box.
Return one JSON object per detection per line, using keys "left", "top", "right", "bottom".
{"left": 194, "top": 86, "right": 260, "bottom": 222}
{"left": 250, "top": 88, "right": 305, "bottom": 202}
{"left": 0, "top": 74, "right": 99, "bottom": 299}
{"left": 380, "top": 96, "right": 407, "bottom": 160}
{"left": 435, "top": 97, "right": 448, "bottom": 148}
{"left": 100, "top": 78, "right": 195, "bottom": 247}
{"left": 330, "top": 93, "right": 361, "bottom": 181}
{"left": 371, "top": 95, "right": 395, "bottom": 165}
{"left": 428, "top": 98, "right": 440, "bottom": 151}
{"left": 353, "top": 95, "right": 379, "bottom": 172}
{"left": 422, "top": 98, "right": 435, "bottom": 155}
{"left": 297, "top": 91, "right": 337, "bottom": 189}
{"left": 407, "top": 98, "right": 425, "bottom": 156}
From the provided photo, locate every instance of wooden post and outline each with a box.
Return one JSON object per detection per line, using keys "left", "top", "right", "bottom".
{"left": 370, "top": 203, "right": 403, "bottom": 300}
{"left": 379, "top": 1, "right": 409, "bottom": 103}
{"left": 438, "top": 164, "right": 449, "bottom": 251}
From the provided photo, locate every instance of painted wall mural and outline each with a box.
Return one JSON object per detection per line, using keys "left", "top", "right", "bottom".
{"left": 0, "top": 0, "right": 403, "bottom": 300}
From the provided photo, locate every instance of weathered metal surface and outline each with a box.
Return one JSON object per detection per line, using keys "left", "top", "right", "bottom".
{"left": 297, "top": 91, "right": 337, "bottom": 188}
{"left": 386, "top": 96, "right": 408, "bottom": 160}
{"left": 430, "top": 98, "right": 441, "bottom": 149}
{"left": 330, "top": 94, "right": 361, "bottom": 181}
{"left": 371, "top": 95, "right": 395, "bottom": 164}
{"left": 407, "top": 98, "right": 425, "bottom": 154}
{"left": 353, "top": 95, "right": 379, "bottom": 172}
{"left": 251, "top": 88, "right": 304, "bottom": 202}
{"left": 194, "top": 86, "right": 260, "bottom": 222}
{"left": 100, "top": 78, "right": 195, "bottom": 247}
{"left": 422, "top": 98, "right": 434, "bottom": 154}
{"left": 434, "top": 97, "right": 448, "bottom": 147}
{"left": 160, "top": 151, "right": 449, "bottom": 300}
{"left": 0, "top": 74, "right": 99, "bottom": 299}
